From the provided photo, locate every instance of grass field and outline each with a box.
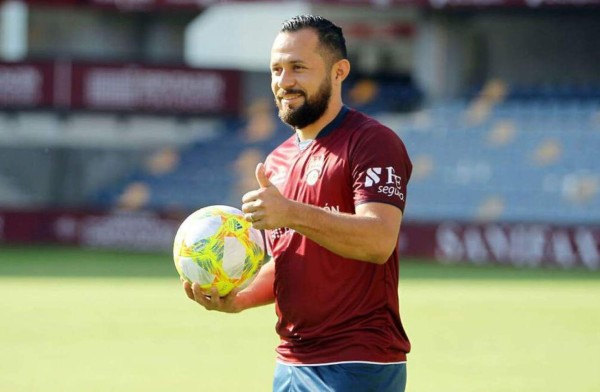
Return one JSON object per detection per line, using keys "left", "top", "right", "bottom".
{"left": 1, "top": 245, "right": 599, "bottom": 391}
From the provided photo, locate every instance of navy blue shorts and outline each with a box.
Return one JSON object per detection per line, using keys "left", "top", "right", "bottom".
{"left": 273, "top": 362, "right": 407, "bottom": 392}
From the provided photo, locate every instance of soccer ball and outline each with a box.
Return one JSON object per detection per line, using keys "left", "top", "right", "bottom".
{"left": 173, "top": 205, "right": 265, "bottom": 297}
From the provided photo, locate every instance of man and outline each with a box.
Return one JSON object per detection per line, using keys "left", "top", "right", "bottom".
{"left": 183, "top": 15, "right": 412, "bottom": 391}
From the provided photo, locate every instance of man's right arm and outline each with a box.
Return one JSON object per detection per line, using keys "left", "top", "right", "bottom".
{"left": 183, "top": 259, "right": 275, "bottom": 313}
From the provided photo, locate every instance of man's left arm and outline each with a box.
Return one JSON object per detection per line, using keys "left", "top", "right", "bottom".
{"left": 242, "top": 163, "right": 402, "bottom": 265}
{"left": 286, "top": 200, "right": 402, "bottom": 264}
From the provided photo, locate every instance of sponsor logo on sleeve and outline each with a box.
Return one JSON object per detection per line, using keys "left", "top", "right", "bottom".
{"left": 364, "top": 166, "right": 405, "bottom": 201}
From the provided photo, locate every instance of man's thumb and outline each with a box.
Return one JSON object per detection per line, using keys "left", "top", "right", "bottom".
{"left": 255, "top": 162, "right": 272, "bottom": 188}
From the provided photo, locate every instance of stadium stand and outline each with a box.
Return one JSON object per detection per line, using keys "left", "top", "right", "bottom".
{"left": 389, "top": 82, "right": 600, "bottom": 225}
{"left": 90, "top": 101, "right": 291, "bottom": 212}
{"left": 86, "top": 77, "right": 600, "bottom": 226}
{"left": 344, "top": 72, "right": 423, "bottom": 114}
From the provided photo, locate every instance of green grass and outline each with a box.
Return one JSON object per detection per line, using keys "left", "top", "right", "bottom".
{"left": 1, "top": 245, "right": 599, "bottom": 391}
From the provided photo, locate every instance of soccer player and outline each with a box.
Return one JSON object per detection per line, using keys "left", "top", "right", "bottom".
{"left": 183, "top": 14, "right": 413, "bottom": 391}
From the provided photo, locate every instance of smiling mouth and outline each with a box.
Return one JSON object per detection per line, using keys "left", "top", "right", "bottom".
{"left": 278, "top": 90, "right": 304, "bottom": 101}
{"left": 281, "top": 95, "right": 303, "bottom": 104}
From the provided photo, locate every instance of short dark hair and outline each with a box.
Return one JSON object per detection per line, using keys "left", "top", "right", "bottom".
{"left": 280, "top": 15, "right": 347, "bottom": 64}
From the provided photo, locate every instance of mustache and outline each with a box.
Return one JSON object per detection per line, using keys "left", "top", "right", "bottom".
{"left": 277, "top": 89, "right": 305, "bottom": 99}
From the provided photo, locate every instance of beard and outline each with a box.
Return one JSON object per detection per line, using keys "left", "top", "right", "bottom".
{"left": 275, "top": 76, "right": 332, "bottom": 129}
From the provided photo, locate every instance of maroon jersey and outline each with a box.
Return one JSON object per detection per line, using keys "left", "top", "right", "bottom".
{"left": 264, "top": 106, "right": 412, "bottom": 365}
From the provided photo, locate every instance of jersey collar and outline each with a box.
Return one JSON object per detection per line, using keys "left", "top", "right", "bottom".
{"left": 295, "top": 105, "right": 350, "bottom": 148}
{"left": 316, "top": 105, "right": 349, "bottom": 139}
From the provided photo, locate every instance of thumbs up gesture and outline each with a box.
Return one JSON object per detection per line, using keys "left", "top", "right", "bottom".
{"left": 241, "top": 162, "right": 289, "bottom": 229}
{"left": 254, "top": 162, "right": 273, "bottom": 189}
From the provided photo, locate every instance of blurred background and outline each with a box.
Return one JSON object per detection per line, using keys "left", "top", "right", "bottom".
{"left": 1, "top": 1, "right": 600, "bottom": 391}
{"left": 1, "top": 0, "right": 599, "bottom": 269}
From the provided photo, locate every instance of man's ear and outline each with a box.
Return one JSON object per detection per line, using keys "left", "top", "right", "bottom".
{"left": 333, "top": 59, "right": 351, "bottom": 84}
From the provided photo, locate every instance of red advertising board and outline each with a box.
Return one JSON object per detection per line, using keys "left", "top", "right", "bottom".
{"left": 0, "top": 209, "right": 182, "bottom": 252}
{"left": 85, "top": 0, "right": 211, "bottom": 10}
{"left": 92, "top": 0, "right": 600, "bottom": 6}
{"left": 0, "top": 62, "right": 54, "bottom": 108}
{"left": 22, "top": 0, "right": 600, "bottom": 8}
{"left": 426, "top": 0, "right": 600, "bottom": 7}
{"left": 400, "top": 221, "right": 600, "bottom": 270}
{"left": 0, "top": 61, "right": 242, "bottom": 114}
{"left": 70, "top": 63, "right": 241, "bottom": 114}
{"left": 1, "top": 210, "right": 599, "bottom": 269}
{"left": 23, "top": 0, "right": 80, "bottom": 4}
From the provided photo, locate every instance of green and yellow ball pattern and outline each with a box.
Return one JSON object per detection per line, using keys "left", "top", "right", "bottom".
{"left": 173, "top": 205, "right": 265, "bottom": 297}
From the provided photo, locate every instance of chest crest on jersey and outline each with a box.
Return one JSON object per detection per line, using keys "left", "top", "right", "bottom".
{"left": 305, "top": 155, "right": 324, "bottom": 186}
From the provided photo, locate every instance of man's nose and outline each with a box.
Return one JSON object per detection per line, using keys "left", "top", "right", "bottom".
{"left": 277, "top": 70, "right": 295, "bottom": 89}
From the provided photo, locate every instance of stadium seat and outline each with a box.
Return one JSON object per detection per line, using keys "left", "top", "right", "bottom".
{"left": 380, "top": 91, "right": 600, "bottom": 224}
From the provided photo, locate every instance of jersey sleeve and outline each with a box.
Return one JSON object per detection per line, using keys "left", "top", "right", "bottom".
{"left": 351, "top": 124, "right": 412, "bottom": 212}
